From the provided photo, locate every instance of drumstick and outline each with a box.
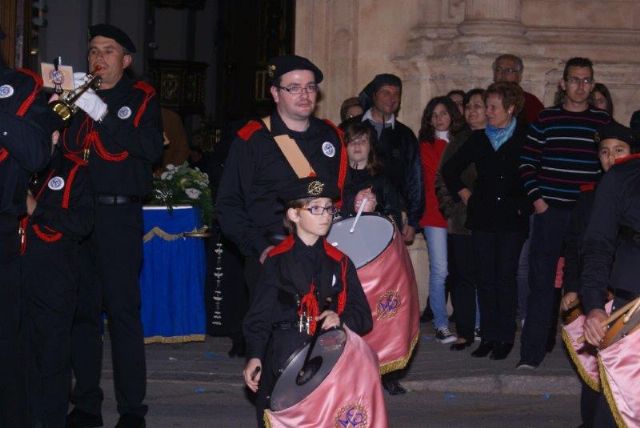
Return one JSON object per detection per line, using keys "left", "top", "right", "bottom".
{"left": 349, "top": 197, "right": 368, "bottom": 233}
{"left": 577, "top": 297, "right": 640, "bottom": 343}
{"left": 623, "top": 298, "right": 640, "bottom": 323}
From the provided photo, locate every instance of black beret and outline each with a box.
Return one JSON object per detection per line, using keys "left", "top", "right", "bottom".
{"left": 630, "top": 110, "right": 640, "bottom": 132}
{"left": 267, "top": 55, "right": 323, "bottom": 84}
{"left": 595, "top": 121, "right": 639, "bottom": 149}
{"left": 358, "top": 73, "right": 402, "bottom": 111}
{"left": 280, "top": 177, "right": 339, "bottom": 203}
{"left": 88, "top": 24, "right": 136, "bottom": 53}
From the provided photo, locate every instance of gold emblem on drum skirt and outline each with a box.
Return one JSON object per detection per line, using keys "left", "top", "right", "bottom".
{"left": 307, "top": 180, "right": 324, "bottom": 196}
{"left": 335, "top": 402, "right": 368, "bottom": 427}
{"left": 376, "top": 290, "right": 401, "bottom": 320}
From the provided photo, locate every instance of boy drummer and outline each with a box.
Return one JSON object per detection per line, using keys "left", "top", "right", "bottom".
{"left": 242, "top": 177, "right": 373, "bottom": 426}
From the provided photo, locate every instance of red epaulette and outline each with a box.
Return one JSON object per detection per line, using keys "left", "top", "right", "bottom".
{"left": 322, "top": 238, "right": 346, "bottom": 263}
{"left": 132, "top": 81, "right": 157, "bottom": 128}
{"left": 579, "top": 183, "right": 596, "bottom": 192}
{"left": 15, "top": 68, "right": 43, "bottom": 117}
{"left": 267, "top": 235, "right": 295, "bottom": 257}
{"left": 614, "top": 153, "right": 640, "bottom": 165}
{"left": 237, "top": 120, "right": 263, "bottom": 141}
{"left": 322, "top": 119, "right": 347, "bottom": 208}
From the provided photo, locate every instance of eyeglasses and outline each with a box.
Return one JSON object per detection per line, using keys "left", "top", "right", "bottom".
{"left": 302, "top": 205, "right": 338, "bottom": 216}
{"left": 566, "top": 77, "right": 594, "bottom": 86}
{"left": 277, "top": 84, "right": 319, "bottom": 95}
{"left": 494, "top": 66, "right": 521, "bottom": 75}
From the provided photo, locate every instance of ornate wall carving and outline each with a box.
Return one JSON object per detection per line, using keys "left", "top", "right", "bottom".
{"left": 296, "top": 0, "right": 640, "bottom": 128}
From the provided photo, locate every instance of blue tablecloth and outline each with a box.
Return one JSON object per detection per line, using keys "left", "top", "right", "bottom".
{"left": 140, "top": 205, "right": 206, "bottom": 344}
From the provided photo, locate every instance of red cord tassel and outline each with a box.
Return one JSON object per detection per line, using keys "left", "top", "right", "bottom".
{"left": 299, "top": 283, "right": 320, "bottom": 335}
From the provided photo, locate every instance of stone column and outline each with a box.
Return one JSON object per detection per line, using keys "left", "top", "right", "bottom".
{"left": 458, "top": 0, "right": 525, "bottom": 37}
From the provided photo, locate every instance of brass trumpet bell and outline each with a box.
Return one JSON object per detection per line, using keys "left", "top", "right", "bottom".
{"left": 50, "top": 72, "right": 102, "bottom": 123}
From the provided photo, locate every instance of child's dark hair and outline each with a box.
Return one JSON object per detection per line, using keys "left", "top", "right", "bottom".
{"left": 343, "top": 121, "right": 382, "bottom": 175}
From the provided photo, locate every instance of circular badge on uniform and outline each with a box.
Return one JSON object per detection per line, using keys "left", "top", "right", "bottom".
{"left": 47, "top": 176, "right": 65, "bottom": 191}
{"left": 322, "top": 141, "right": 336, "bottom": 158}
{"left": 117, "top": 106, "right": 132, "bottom": 120}
{"left": 0, "top": 84, "right": 14, "bottom": 99}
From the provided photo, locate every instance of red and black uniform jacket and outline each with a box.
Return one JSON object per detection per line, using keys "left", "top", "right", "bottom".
{"left": 0, "top": 66, "right": 64, "bottom": 221}
{"left": 19, "top": 148, "right": 93, "bottom": 255}
{"left": 216, "top": 112, "right": 347, "bottom": 258}
{"left": 61, "top": 76, "right": 163, "bottom": 198}
{"left": 243, "top": 235, "right": 372, "bottom": 367}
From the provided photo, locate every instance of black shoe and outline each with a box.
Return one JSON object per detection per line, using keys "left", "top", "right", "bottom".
{"left": 66, "top": 408, "right": 103, "bottom": 428}
{"left": 450, "top": 339, "right": 472, "bottom": 351}
{"left": 115, "top": 414, "right": 146, "bottom": 428}
{"left": 546, "top": 337, "right": 556, "bottom": 354}
{"left": 516, "top": 359, "right": 539, "bottom": 370}
{"left": 489, "top": 342, "right": 513, "bottom": 360}
{"left": 382, "top": 378, "right": 407, "bottom": 395}
{"left": 228, "top": 337, "right": 246, "bottom": 358}
{"left": 471, "top": 340, "right": 494, "bottom": 358}
{"left": 420, "top": 306, "right": 434, "bottom": 323}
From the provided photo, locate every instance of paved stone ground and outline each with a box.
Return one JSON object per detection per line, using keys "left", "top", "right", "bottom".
{"left": 93, "top": 327, "right": 582, "bottom": 427}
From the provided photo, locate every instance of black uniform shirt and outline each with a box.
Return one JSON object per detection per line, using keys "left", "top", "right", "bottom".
{"left": 22, "top": 147, "right": 93, "bottom": 254}
{"left": 0, "top": 66, "right": 63, "bottom": 219}
{"left": 243, "top": 235, "right": 373, "bottom": 362}
{"left": 61, "top": 76, "right": 163, "bottom": 197}
{"left": 582, "top": 156, "right": 640, "bottom": 312}
{"left": 216, "top": 112, "right": 345, "bottom": 258}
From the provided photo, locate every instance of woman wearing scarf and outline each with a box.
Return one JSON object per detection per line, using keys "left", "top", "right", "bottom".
{"left": 442, "top": 82, "right": 532, "bottom": 360}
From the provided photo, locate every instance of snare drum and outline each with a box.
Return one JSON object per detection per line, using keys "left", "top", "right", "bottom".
{"left": 266, "top": 327, "right": 388, "bottom": 428}
{"left": 327, "top": 214, "right": 394, "bottom": 269}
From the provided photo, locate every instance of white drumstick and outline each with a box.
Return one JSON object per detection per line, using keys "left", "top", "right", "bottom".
{"left": 350, "top": 198, "right": 368, "bottom": 233}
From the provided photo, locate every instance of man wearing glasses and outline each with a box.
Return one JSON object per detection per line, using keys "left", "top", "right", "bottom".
{"left": 217, "top": 55, "right": 354, "bottom": 298}
{"left": 518, "top": 57, "right": 611, "bottom": 369}
{"left": 492, "top": 54, "right": 544, "bottom": 125}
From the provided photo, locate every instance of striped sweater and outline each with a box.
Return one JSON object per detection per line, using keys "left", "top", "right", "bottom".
{"left": 519, "top": 106, "right": 610, "bottom": 206}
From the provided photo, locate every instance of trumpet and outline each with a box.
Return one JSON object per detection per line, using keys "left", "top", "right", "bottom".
{"left": 50, "top": 68, "right": 102, "bottom": 123}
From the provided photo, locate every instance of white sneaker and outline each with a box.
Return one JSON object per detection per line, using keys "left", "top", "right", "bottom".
{"left": 435, "top": 327, "right": 457, "bottom": 344}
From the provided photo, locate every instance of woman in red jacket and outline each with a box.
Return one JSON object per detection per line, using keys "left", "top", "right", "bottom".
{"left": 418, "top": 96, "right": 464, "bottom": 343}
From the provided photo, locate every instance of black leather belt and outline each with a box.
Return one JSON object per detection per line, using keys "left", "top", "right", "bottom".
{"left": 96, "top": 195, "right": 141, "bottom": 205}
{"left": 272, "top": 320, "right": 301, "bottom": 331}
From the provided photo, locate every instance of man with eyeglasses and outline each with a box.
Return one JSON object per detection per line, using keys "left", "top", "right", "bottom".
{"left": 217, "top": 55, "right": 357, "bottom": 301}
{"left": 518, "top": 57, "right": 611, "bottom": 370}
{"left": 492, "top": 54, "right": 544, "bottom": 125}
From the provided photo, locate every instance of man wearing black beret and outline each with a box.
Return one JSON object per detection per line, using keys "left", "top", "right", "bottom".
{"left": 66, "top": 23, "right": 163, "bottom": 428}
{"left": 217, "top": 54, "right": 372, "bottom": 303}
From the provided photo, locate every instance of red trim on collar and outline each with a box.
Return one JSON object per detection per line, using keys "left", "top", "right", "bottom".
{"left": 0, "top": 148, "right": 8, "bottom": 162}
{"left": 322, "top": 238, "right": 345, "bottom": 262}
{"left": 237, "top": 120, "right": 263, "bottom": 141}
{"left": 268, "top": 234, "right": 295, "bottom": 257}
{"left": 132, "top": 81, "right": 156, "bottom": 128}
{"left": 15, "top": 68, "right": 43, "bottom": 117}
{"left": 614, "top": 153, "right": 640, "bottom": 165}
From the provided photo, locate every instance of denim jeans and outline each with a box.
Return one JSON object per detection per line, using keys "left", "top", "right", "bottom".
{"left": 423, "top": 226, "right": 449, "bottom": 329}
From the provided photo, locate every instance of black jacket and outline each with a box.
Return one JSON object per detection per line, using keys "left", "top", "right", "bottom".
{"left": 442, "top": 124, "right": 532, "bottom": 233}
{"left": 0, "top": 66, "right": 64, "bottom": 220}
{"left": 216, "top": 113, "right": 346, "bottom": 258}
{"left": 61, "top": 76, "right": 164, "bottom": 197}
{"left": 581, "top": 155, "right": 640, "bottom": 313}
{"left": 341, "top": 167, "right": 402, "bottom": 227}
{"left": 20, "top": 147, "right": 93, "bottom": 254}
{"left": 346, "top": 116, "right": 424, "bottom": 228}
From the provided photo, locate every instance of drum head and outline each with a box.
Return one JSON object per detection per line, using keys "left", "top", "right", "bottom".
{"left": 270, "top": 328, "right": 347, "bottom": 411}
{"left": 327, "top": 214, "right": 394, "bottom": 268}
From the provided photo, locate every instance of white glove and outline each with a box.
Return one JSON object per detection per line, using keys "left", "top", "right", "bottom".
{"left": 74, "top": 88, "right": 108, "bottom": 122}
{"left": 73, "top": 72, "right": 90, "bottom": 90}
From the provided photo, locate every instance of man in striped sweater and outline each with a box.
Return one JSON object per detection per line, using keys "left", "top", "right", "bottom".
{"left": 517, "top": 57, "right": 610, "bottom": 369}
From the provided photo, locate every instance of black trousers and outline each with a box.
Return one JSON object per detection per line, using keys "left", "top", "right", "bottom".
{"left": 22, "top": 246, "right": 78, "bottom": 427}
{"left": 449, "top": 234, "right": 477, "bottom": 343}
{"left": 0, "top": 219, "right": 28, "bottom": 427}
{"left": 70, "top": 203, "right": 147, "bottom": 417}
{"left": 472, "top": 229, "right": 526, "bottom": 344}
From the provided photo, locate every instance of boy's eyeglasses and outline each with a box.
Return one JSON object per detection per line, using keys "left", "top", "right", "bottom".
{"left": 302, "top": 205, "right": 338, "bottom": 215}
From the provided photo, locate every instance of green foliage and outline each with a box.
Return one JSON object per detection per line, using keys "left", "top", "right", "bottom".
{"left": 149, "top": 162, "right": 213, "bottom": 225}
